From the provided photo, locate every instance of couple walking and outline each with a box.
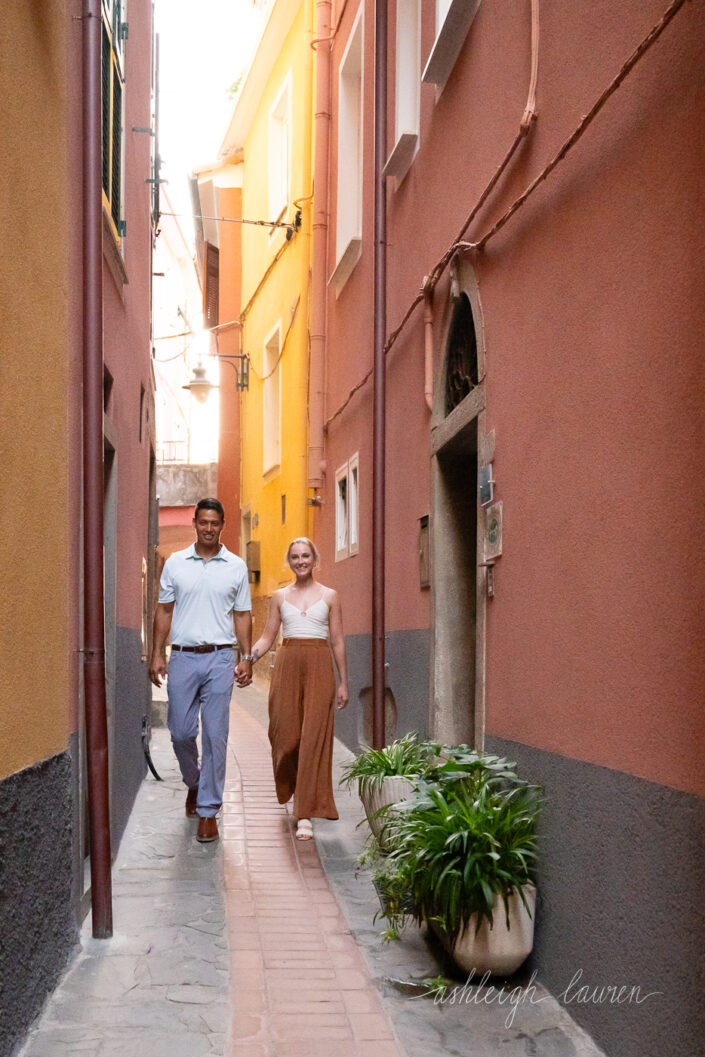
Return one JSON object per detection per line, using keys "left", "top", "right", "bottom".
{"left": 149, "top": 498, "right": 348, "bottom": 843}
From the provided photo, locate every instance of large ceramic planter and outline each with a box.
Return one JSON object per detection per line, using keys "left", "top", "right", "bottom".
{"left": 434, "top": 886, "right": 536, "bottom": 976}
{"left": 359, "top": 776, "right": 414, "bottom": 846}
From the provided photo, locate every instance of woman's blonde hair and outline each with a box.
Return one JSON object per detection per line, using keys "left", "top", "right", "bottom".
{"left": 286, "top": 536, "right": 320, "bottom": 566}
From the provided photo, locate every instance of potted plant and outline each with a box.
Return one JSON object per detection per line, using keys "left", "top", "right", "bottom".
{"left": 377, "top": 754, "right": 542, "bottom": 975}
{"left": 340, "top": 733, "right": 438, "bottom": 845}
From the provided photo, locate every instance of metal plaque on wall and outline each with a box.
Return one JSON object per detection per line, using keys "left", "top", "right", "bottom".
{"left": 484, "top": 501, "right": 503, "bottom": 561}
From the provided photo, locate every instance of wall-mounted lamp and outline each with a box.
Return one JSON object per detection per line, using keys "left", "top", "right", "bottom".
{"left": 182, "top": 364, "right": 218, "bottom": 403}
{"left": 183, "top": 353, "right": 251, "bottom": 401}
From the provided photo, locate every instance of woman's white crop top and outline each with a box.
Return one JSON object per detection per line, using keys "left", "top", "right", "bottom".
{"left": 280, "top": 597, "right": 329, "bottom": 639}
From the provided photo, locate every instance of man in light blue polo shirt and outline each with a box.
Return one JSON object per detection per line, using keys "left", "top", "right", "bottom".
{"left": 149, "top": 498, "right": 253, "bottom": 842}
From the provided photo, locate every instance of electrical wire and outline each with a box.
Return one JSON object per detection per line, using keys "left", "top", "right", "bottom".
{"left": 247, "top": 295, "right": 301, "bottom": 383}
{"left": 325, "top": 0, "right": 688, "bottom": 430}
{"left": 160, "top": 210, "right": 295, "bottom": 230}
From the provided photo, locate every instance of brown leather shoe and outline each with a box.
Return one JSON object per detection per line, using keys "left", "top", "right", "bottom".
{"left": 185, "top": 787, "right": 199, "bottom": 818}
{"left": 196, "top": 815, "right": 218, "bottom": 842}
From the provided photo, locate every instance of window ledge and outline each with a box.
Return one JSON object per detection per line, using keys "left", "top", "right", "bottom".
{"left": 102, "top": 207, "right": 128, "bottom": 289}
{"left": 383, "top": 132, "right": 419, "bottom": 187}
{"left": 328, "top": 236, "right": 362, "bottom": 297}
{"left": 422, "top": 0, "right": 482, "bottom": 90}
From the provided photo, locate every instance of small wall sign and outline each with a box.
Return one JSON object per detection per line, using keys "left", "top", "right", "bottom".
{"left": 484, "top": 501, "right": 503, "bottom": 560}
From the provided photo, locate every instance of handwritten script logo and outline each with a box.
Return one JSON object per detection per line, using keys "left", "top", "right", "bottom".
{"left": 416, "top": 969, "right": 662, "bottom": 1029}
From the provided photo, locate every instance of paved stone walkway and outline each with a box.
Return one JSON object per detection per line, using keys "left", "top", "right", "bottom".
{"left": 223, "top": 702, "right": 403, "bottom": 1057}
{"left": 20, "top": 683, "right": 607, "bottom": 1057}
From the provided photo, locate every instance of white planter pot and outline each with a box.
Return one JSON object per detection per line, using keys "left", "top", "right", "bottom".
{"left": 435, "top": 885, "right": 536, "bottom": 977}
{"left": 359, "top": 776, "right": 414, "bottom": 845}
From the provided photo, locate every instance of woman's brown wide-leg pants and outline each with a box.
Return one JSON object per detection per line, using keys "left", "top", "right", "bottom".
{"left": 267, "top": 638, "right": 339, "bottom": 820}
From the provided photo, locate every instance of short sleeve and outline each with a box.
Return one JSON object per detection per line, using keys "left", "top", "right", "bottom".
{"left": 158, "top": 559, "right": 176, "bottom": 604}
{"left": 231, "top": 563, "right": 252, "bottom": 612}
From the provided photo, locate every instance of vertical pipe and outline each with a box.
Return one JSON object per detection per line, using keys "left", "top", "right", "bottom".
{"left": 83, "top": 0, "right": 113, "bottom": 938}
{"left": 372, "top": 0, "right": 388, "bottom": 749}
{"left": 423, "top": 283, "right": 434, "bottom": 412}
{"left": 308, "top": 0, "right": 333, "bottom": 488}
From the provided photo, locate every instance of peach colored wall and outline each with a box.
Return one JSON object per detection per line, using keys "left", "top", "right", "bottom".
{"left": 159, "top": 506, "right": 196, "bottom": 527}
{"left": 0, "top": 1, "right": 75, "bottom": 778}
{"left": 321, "top": 0, "right": 705, "bottom": 795}
{"left": 217, "top": 186, "right": 243, "bottom": 552}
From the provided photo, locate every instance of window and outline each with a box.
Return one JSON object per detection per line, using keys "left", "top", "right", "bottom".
{"left": 268, "top": 73, "right": 292, "bottom": 226}
{"left": 102, "top": 2, "right": 126, "bottom": 239}
{"left": 329, "top": 12, "right": 363, "bottom": 295}
{"left": 262, "top": 324, "right": 282, "bottom": 474}
{"left": 422, "top": 0, "right": 481, "bottom": 91}
{"left": 204, "top": 243, "right": 220, "bottom": 328}
{"left": 335, "top": 453, "right": 359, "bottom": 561}
{"left": 383, "top": 0, "right": 420, "bottom": 186}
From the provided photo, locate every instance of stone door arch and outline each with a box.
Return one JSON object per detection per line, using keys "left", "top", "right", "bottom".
{"left": 429, "top": 260, "right": 489, "bottom": 747}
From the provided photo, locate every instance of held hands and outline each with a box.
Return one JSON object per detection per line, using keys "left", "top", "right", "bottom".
{"left": 336, "top": 682, "right": 349, "bottom": 710}
{"left": 235, "top": 659, "right": 253, "bottom": 688}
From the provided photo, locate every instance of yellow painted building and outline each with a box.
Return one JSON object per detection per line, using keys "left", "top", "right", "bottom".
{"left": 198, "top": 0, "right": 315, "bottom": 642}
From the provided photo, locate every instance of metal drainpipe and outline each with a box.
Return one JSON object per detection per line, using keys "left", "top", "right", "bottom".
{"left": 83, "top": 0, "right": 113, "bottom": 938}
{"left": 308, "top": 0, "right": 332, "bottom": 489}
{"left": 372, "top": 0, "right": 388, "bottom": 749}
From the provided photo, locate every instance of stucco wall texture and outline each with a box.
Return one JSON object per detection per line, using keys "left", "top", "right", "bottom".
{"left": 0, "top": 1, "right": 74, "bottom": 778}
{"left": 488, "top": 735, "right": 705, "bottom": 1057}
{"left": 236, "top": 2, "right": 315, "bottom": 599}
{"left": 0, "top": 753, "right": 76, "bottom": 1057}
{"left": 217, "top": 185, "right": 243, "bottom": 554}
{"left": 320, "top": 0, "right": 705, "bottom": 798}
{"left": 104, "top": 0, "right": 155, "bottom": 633}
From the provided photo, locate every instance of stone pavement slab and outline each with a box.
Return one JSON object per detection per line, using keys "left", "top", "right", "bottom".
{"left": 237, "top": 683, "right": 608, "bottom": 1057}
{"left": 18, "top": 732, "right": 229, "bottom": 1057}
{"left": 19, "top": 680, "right": 609, "bottom": 1057}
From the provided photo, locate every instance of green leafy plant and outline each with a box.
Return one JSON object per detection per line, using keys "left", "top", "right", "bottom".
{"left": 340, "top": 733, "right": 440, "bottom": 796}
{"left": 378, "top": 761, "right": 542, "bottom": 943}
{"left": 371, "top": 851, "right": 416, "bottom": 941}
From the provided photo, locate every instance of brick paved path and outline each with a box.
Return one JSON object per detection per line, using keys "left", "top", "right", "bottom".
{"left": 224, "top": 702, "right": 404, "bottom": 1057}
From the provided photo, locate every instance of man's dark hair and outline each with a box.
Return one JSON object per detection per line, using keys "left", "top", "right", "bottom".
{"left": 195, "top": 497, "right": 225, "bottom": 521}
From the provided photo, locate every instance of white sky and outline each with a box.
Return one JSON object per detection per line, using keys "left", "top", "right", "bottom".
{"left": 152, "top": 1, "right": 265, "bottom": 461}
{"left": 154, "top": 0, "right": 265, "bottom": 217}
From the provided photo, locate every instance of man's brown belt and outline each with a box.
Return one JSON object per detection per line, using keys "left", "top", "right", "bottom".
{"left": 171, "top": 644, "right": 234, "bottom": 654}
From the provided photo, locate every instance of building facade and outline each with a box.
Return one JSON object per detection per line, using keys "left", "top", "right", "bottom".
{"left": 0, "top": 1, "right": 155, "bottom": 1051}
{"left": 315, "top": 2, "right": 705, "bottom": 1056}
{"left": 199, "top": 0, "right": 316, "bottom": 646}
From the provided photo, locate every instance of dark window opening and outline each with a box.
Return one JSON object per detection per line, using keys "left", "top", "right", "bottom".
{"left": 445, "top": 293, "right": 479, "bottom": 416}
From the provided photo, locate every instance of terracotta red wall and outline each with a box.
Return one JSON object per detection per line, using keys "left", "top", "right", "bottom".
{"left": 103, "top": 0, "right": 155, "bottom": 628}
{"left": 321, "top": 0, "right": 705, "bottom": 796}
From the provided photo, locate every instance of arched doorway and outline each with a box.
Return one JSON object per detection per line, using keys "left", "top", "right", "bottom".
{"left": 430, "top": 265, "right": 488, "bottom": 746}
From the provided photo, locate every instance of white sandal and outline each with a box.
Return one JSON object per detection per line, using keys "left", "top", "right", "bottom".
{"left": 295, "top": 819, "right": 313, "bottom": 841}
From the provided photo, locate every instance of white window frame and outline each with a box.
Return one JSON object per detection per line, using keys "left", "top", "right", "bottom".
{"left": 262, "top": 322, "right": 282, "bottom": 475}
{"left": 268, "top": 71, "right": 292, "bottom": 228}
{"left": 335, "top": 453, "right": 359, "bottom": 562}
{"left": 383, "top": 0, "right": 420, "bottom": 186}
{"left": 422, "top": 0, "right": 482, "bottom": 92}
{"left": 329, "top": 10, "right": 363, "bottom": 296}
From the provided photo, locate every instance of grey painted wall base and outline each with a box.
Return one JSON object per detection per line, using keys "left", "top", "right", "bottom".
{"left": 111, "top": 626, "right": 149, "bottom": 847}
{"left": 334, "top": 628, "right": 430, "bottom": 750}
{"left": 0, "top": 752, "right": 77, "bottom": 1057}
{"left": 486, "top": 735, "right": 705, "bottom": 1057}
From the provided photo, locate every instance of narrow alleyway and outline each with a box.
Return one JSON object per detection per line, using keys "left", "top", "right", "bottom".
{"left": 20, "top": 686, "right": 605, "bottom": 1057}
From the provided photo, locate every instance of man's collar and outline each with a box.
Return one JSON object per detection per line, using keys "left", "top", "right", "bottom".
{"left": 187, "top": 543, "right": 227, "bottom": 561}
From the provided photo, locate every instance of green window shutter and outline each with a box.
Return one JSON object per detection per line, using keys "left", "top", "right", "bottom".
{"left": 111, "top": 67, "right": 122, "bottom": 227}
{"left": 101, "top": 25, "right": 111, "bottom": 197}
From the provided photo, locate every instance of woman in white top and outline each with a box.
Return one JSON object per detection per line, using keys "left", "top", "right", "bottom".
{"left": 250, "top": 538, "right": 348, "bottom": 839}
